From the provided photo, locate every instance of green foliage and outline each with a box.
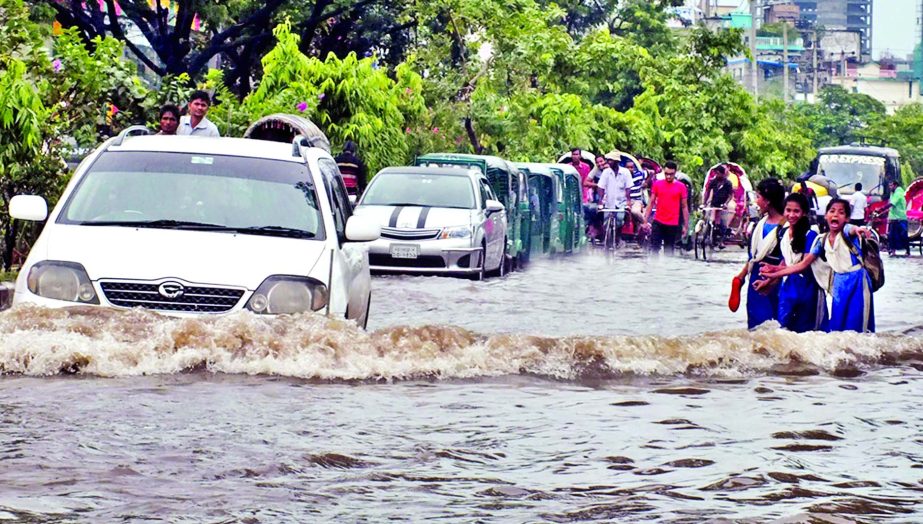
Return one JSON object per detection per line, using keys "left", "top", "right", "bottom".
{"left": 0, "top": 0, "right": 148, "bottom": 269}
{"left": 793, "top": 85, "right": 887, "bottom": 148}
{"left": 865, "top": 103, "right": 923, "bottom": 178}
{"left": 207, "top": 21, "right": 427, "bottom": 173}
{"left": 901, "top": 161, "right": 916, "bottom": 187}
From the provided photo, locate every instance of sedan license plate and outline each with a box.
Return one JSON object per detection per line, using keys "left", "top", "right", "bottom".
{"left": 390, "top": 244, "right": 419, "bottom": 259}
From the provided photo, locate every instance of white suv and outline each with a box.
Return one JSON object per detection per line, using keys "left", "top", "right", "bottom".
{"left": 9, "top": 133, "right": 380, "bottom": 326}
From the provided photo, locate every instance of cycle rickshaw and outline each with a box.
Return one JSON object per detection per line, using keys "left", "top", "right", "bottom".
{"left": 693, "top": 162, "right": 754, "bottom": 261}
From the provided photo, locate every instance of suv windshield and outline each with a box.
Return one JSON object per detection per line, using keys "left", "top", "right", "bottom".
{"left": 60, "top": 152, "right": 325, "bottom": 239}
{"left": 817, "top": 154, "right": 886, "bottom": 196}
{"left": 361, "top": 173, "right": 475, "bottom": 209}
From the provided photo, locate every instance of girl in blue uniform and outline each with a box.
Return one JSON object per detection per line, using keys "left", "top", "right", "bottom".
{"left": 733, "top": 178, "right": 786, "bottom": 330}
{"left": 774, "top": 193, "right": 829, "bottom": 332}
{"left": 762, "top": 198, "right": 875, "bottom": 333}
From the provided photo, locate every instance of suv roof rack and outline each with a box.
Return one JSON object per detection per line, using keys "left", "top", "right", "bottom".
{"left": 111, "top": 125, "right": 152, "bottom": 147}
{"left": 291, "top": 134, "right": 329, "bottom": 158}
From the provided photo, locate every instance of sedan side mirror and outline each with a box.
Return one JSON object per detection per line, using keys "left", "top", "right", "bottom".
{"left": 9, "top": 195, "right": 48, "bottom": 221}
{"left": 345, "top": 215, "right": 381, "bottom": 242}
{"left": 485, "top": 199, "right": 505, "bottom": 215}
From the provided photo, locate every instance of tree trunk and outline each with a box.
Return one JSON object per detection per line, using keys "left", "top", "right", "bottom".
{"left": 464, "top": 117, "right": 483, "bottom": 154}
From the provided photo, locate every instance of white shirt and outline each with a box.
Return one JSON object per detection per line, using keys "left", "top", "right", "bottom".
{"left": 850, "top": 191, "right": 867, "bottom": 220}
{"left": 177, "top": 115, "right": 221, "bottom": 137}
{"left": 598, "top": 167, "right": 632, "bottom": 209}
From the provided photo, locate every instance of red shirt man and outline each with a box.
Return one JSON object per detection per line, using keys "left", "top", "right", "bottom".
{"left": 644, "top": 161, "right": 688, "bottom": 254}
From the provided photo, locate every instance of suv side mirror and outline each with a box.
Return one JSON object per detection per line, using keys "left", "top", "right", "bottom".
{"left": 485, "top": 200, "right": 504, "bottom": 215}
{"left": 345, "top": 215, "right": 381, "bottom": 242}
{"left": 9, "top": 195, "right": 48, "bottom": 221}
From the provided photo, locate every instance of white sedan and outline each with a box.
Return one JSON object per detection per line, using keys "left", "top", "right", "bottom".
{"left": 353, "top": 166, "right": 508, "bottom": 279}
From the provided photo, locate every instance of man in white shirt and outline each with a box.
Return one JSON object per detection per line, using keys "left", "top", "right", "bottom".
{"left": 849, "top": 182, "right": 867, "bottom": 226}
{"left": 177, "top": 90, "right": 221, "bottom": 137}
{"left": 596, "top": 156, "right": 633, "bottom": 244}
{"left": 597, "top": 158, "right": 632, "bottom": 209}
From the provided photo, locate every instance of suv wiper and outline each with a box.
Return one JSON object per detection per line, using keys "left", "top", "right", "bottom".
{"left": 81, "top": 219, "right": 225, "bottom": 230}
{"left": 230, "top": 225, "right": 316, "bottom": 238}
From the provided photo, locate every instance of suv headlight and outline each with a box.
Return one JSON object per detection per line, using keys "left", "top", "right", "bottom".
{"left": 27, "top": 261, "right": 99, "bottom": 304}
{"left": 440, "top": 225, "right": 472, "bottom": 239}
{"left": 246, "top": 276, "right": 328, "bottom": 314}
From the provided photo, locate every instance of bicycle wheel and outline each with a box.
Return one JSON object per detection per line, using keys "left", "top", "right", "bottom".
{"left": 702, "top": 221, "right": 715, "bottom": 261}
{"left": 604, "top": 217, "right": 615, "bottom": 250}
{"left": 693, "top": 228, "right": 700, "bottom": 260}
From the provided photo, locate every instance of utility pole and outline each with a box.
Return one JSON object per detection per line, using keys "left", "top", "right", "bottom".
{"left": 783, "top": 22, "right": 789, "bottom": 103}
{"left": 750, "top": 0, "right": 759, "bottom": 101}
{"left": 841, "top": 51, "right": 848, "bottom": 87}
{"left": 812, "top": 30, "right": 819, "bottom": 100}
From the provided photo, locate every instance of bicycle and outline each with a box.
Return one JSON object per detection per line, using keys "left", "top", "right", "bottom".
{"left": 693, "top": 206, "right": 728, "bottom": 261}
{"left": 599, "top": 207, "right": 626, "bottom": 250}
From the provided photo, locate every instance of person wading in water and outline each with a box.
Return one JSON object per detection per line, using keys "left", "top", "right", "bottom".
{"left": 730, "top": 178, "right": 786, "bottom": 329}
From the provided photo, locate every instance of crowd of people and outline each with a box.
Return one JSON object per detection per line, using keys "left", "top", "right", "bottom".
{"left": 566, "top": 149, "right": 690, "bottom": 253}
{"left": 565, "top": 147, "right": 894, "bottom": 335}
{"left": 731, "top": 179, "right": 879, "bottom": 334}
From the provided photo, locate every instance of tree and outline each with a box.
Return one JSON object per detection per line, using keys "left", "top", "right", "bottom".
{"left": 203, "top": 21, "right": 426, "bottom": 173}
{"left": 37, "top": 0, "right": 420, "bottom": 96}
{"left": 1, "top": 0, "right": 146, "bottom": 269}
{"left": 37, "top": 0, "right": 288, "bottom": 80}
{"left": 794, "top": 85, "right": 887, "bottom": 148}
{"left": 865, "top": 103, "right": 923, "bottom": 176}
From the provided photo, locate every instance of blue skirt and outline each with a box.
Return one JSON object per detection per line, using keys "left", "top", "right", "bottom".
{"left": 778, "top": 273, "right": 829, "bottom": 333}
{"left": 829, "top": 269, "right": 875, "bottom": 333}
{"left": 747, "top": 262, "right": 780, "bottom": 330}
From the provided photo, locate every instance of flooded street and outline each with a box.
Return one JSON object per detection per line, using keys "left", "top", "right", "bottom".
{"left": 2, "top": 248, "right": 923, "bottom": 522}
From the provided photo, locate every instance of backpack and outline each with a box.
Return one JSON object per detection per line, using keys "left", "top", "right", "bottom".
{"left": 816, "top": 231, "right": 885, "bottom": 292}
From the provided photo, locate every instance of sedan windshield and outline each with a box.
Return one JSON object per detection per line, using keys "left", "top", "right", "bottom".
{"left": 362, "top": 173, "right": 475, "bottom": 209}
{"left": 818, "top": 154, "right": 886, "bottom": 196}
{"left": 60, "top": 152, "right": 325, "bottom": 239}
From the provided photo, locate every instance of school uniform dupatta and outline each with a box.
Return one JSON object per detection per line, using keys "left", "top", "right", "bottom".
{"left": 778, "top": 228, "right": 829, "bottom": 333}
{"left": 809, "top": 227, "right": 875, "bottom": 333}
{"left": 745, "top": 217, "right": 785, "bottom": 329}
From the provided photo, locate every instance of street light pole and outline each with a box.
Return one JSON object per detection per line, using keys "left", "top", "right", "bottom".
{"left": 812, "top": 30, "right": 819, "bottom": 99}
{"left": 783, "top": 22, "right": 789, "bottom": 103}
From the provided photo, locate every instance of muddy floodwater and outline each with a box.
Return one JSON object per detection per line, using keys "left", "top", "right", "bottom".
{"left": 1, "top": 249, "right": 922, "bottom": 522}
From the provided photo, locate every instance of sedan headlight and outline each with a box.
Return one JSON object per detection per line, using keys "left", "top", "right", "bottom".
{"left": 27, "top": 261, "right": 99, "bottom": 304}
{"left": 246, "top": 276, "right": 328, "bottom": 314}
{"left": 440, "top": 225, "right": 472, "bottom": 239}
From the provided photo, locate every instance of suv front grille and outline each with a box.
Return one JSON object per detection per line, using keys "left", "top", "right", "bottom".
{"left": 100, "top": 281, "right": 244, "bottom": 313}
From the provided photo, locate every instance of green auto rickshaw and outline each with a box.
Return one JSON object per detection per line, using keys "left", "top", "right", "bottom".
{"left": 557, "top": 164, "right": 586, "bottom": 252}
{"left": 414, "top": 153, "right": 531, "bottom": 268}
{"left": 517, "top": 162, "right": 564, "bottom": 255}
{"left": 543, "top": 164, "right": 583, "bottom": 253}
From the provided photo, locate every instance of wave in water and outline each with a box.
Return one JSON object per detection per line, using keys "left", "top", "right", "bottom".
{"left": 1, "top": 305, "right": 921, "bottom": 379}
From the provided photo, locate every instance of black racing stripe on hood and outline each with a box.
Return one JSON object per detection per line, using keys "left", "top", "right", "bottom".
{"left": 416, "top": 207, "right": 431, "bottom": 229}
{"left": 389, "top": 206, "right": 404, "bottom": 228}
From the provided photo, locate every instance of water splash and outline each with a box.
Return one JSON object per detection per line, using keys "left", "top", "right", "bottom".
{"left": 1, "top": 305, "right": 921, "bottom": 379}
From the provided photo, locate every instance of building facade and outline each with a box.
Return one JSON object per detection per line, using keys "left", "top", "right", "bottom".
{"left": 792, "top": 0, "right": 872, "bottom": 61}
